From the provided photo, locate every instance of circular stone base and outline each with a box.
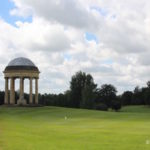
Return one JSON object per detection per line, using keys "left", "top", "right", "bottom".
{"left": 2, "top": 104, "right": 43, "bottom": 107}
{"left": 23, "top": 104, "right": 43, "bottom": 107}
{"left": 17, "top": 99, "right": 27, "bottom": 105}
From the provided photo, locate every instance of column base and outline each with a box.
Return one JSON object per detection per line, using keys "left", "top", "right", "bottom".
{"left": 4, "top": 101, "right": 9, "bottom": 105}
{"left": 2, "top": 104, "right": 43, "bottom": 107}
{"left": 17, "top": 99, "right": 27, "bottom": 105}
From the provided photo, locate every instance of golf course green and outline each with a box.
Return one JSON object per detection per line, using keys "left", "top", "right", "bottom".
{"left": 0, "top": 106, "right": 150, "bottom": 150}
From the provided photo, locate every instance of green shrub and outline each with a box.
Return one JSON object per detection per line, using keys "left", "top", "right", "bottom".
{"left": 94, "top": 103, "right": 108, "bottom": 111}
{"left": 111, "top": 100, "right": 121, "bottom": 111}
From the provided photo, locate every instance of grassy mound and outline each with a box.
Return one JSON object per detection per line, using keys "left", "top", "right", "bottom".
{"left": 0, "top": 106, "right": 150, "bottom": 150}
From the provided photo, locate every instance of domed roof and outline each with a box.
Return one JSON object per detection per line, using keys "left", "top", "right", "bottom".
{"left": 4, "top": 57, "right": 39, "bottom": 72}
{"left": 8, "top": 57, "right": 35, "bottom": 67}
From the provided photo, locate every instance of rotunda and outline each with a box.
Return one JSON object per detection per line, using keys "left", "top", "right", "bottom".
{"left": 3, "top": 57, "right": 40, "bottom": 105}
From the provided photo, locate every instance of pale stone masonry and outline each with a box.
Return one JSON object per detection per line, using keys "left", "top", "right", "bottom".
{"left": 29, "top": 77, "right": 33, "bottom": 104}
{"left": 3, "top": 57, "right": 40, "bottom": 105}
{"left": 10, "top": 77, "right": 15, "bottom": 104}
{"left": 4, "top": 77, "right": 9, "bottom": 104}
{"left": 35, "top": 78, "right": 38, "bottom": 104}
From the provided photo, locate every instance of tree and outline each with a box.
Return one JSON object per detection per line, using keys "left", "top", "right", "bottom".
{"left": 147, "top": 81, "right": 150, "bottom": 88}
{"left": 81, "top": 74, "right": 97, "bottom": 109}
{"left": 132, "top": 86, "right": 145, "bottom": 105}
{"left": 96, "top": 84, "right": 117, "bottom": 108}
{"left": 121, "top": 91, "right": 133, "bottom": 106}
{"left": 70, "top": 71, "right": 97, "bottom": 108}
{"left": 112, "top": 100, "right": 121, "bottom": 111}
{"left": 64, "top": 90, "right": 71, "bottom": 107}
{"left": 144, "top": 81, "right": 150, "bottom": 105}
{"left": 0, "top": 91, "right": 4, "bottom": 105}
{"left": 94, "top": 103, "right": 108, "bottom": 111}
{"left": 70, "top": 71, "right": 86, "bottom": 108}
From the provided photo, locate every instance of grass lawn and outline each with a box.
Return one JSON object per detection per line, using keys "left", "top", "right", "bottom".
{"left": 0, "top": 105, "right": 150, "bottom": 150}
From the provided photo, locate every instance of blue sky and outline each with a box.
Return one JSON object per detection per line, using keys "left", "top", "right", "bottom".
{"left": 85, "top": 32, "right": 98, "bottom": 43}
{"left": 0, "top": 0, "right": 32, "bottom": 26}
{"left": 90, "top": 6, "right": 108, "bottom": 16}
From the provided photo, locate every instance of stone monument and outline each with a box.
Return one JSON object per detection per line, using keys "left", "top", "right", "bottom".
{"left": 3, "top": 57, "right": 40, "bottom": 105}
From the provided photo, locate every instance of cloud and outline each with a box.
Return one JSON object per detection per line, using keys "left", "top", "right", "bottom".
{"left": 11, "top": 0, "right": 100, "bottom": 30}
{"left": 15, "top": 18, "right": 71, "bottom": 52}
{"left": 0, "top": 0, "right": 150, "bottom": 94}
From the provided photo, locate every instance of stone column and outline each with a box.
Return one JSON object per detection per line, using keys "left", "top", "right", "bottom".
{"left": 35, "top": 78, "right": 38, "bottom": 104}
{"left": 22, "top": 78, "right": 24, "bottom": 98}
{"left": 19, "top": 77, "right": 24, "bottom": 100}
{"left": 10, "top": 77, "right": 15, "bottom": 104}
{"left": 4, "top": 77, "right": 9, "bottom": 104}
{"left": 29, "top": 77, "right": 33, "bottom": 104}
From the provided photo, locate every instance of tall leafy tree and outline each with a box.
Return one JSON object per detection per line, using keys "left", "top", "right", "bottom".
{"left": 70, "top": 71, "right": 97, "bottom": 108}
{"left": 81, "top": 74, "right": 97, "bottom": 109}
{"left": 70, "top": 71, "right": 86, "bottom": 107}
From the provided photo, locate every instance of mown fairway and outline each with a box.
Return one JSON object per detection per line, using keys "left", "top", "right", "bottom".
{"left": 0, "top": 106, "right": 150, "bottom": 150}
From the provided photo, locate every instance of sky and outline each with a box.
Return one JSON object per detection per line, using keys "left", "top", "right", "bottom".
{"left": 0, "top": 0, "right": 150, "bottom": 94}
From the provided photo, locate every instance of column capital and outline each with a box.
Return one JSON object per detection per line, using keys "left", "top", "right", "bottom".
{"left": 10, "top": 77, "right": 16, "bottom": 81}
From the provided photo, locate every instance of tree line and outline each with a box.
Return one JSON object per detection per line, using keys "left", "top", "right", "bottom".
{"left": 38, "top": 71, "right": 121, "bottom": 111}
{"left": 0, "top": 71, "right": 150, "bottom": 111}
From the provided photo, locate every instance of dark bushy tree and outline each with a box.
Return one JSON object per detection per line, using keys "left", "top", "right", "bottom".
{"left": 144, "top": 81, "right": 150, "bottom": 105}
{"left": 64, "top": 90, "right": 71, "bottom": 107}
{"left": 96, "top": 84, "right": 117, "bottom": 108}
{"left": 112, "top": 100, "right": 121, "bottom": 111}
{"left": 94, "top": 103, "right": 108, "bottom": 111}
{"left": 121, "top": 91, "right": 133, "bottom": 106}
{"left": 131, "top": 86, "right": 145, "bottom": 105}
{"left": 0, "top": 91, "right": 4, "bottom": 105}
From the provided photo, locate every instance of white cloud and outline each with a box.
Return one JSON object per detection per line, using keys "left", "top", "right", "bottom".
{"left": 11, "top": 0, "right": 100, "bottom": 30}
{"left": 15, "top": 18, "right": 71, "bottom": 52}
{"left": 0, "top": 0, "right": 150, "bottom": 94}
